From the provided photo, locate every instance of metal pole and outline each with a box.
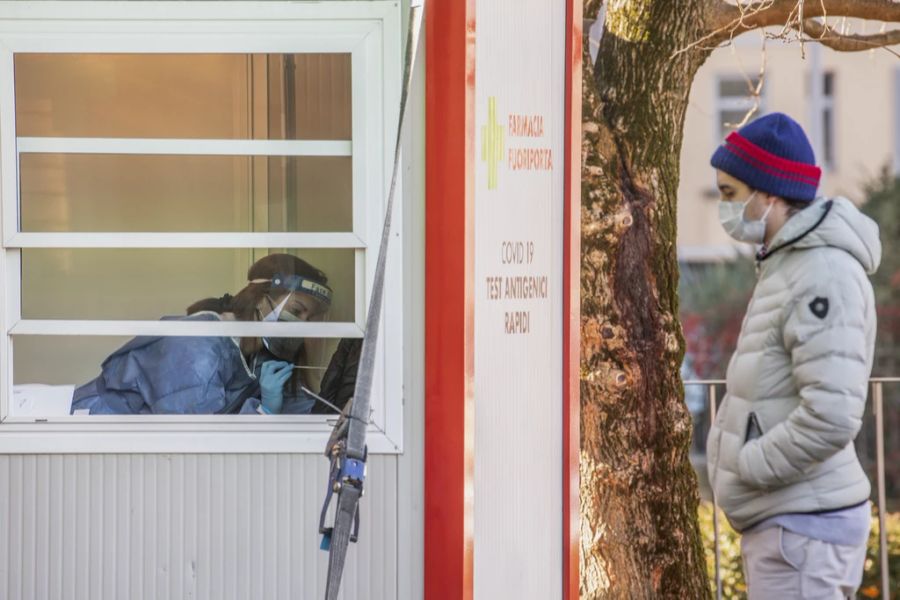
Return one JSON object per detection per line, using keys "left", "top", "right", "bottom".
{"left": 709, "top": 384, "right": 722, "bottom": 600}
{"left": 875, "top": 381, "right": 889, "bottom": 597}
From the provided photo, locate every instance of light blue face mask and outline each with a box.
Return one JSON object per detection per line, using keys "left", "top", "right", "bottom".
{"left": 718, "top": 191, "right": 773, "bottom": 245}
{"left": 261, "top": 294, "right": 305, "bottom": 360}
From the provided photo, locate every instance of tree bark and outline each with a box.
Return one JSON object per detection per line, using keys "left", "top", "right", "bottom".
{"left": 579, "top": 1, "right": 718, "bottom": 597}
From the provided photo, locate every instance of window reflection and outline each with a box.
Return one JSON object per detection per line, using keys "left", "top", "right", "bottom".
{"left": 15, "top": 53, "right": 351, "bottom": 140}
{"left": 11, "top": 52, "right": 360, "bottom": 418}
{"left": 20, "top": 154, "right": 352, "bottom": 233}
{"left": 21, "top": 248, "right": 356, "bottom": 322}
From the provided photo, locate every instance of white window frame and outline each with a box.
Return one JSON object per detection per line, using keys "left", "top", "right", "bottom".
{"left": 0, "top": 1, "right": 404, "bottom": 454}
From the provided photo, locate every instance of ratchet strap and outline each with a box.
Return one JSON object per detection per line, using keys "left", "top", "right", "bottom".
{"left": 319, "top": 3, "right": 424, "bottom": 599}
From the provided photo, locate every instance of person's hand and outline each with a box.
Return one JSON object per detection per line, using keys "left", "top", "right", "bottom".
{"left": 259, "top": 360, "right": 293, "bottom": 414}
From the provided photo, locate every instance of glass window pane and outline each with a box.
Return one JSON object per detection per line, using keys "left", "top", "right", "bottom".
{"left": 268, "top": 156, "right": 354, "bottom": 233}
{"left": 19, "top": 154, "right": 352, "bottom": 233}
{"left": 21, "top": 248, "right": 356, "bottom": 323}
{"left": 267, "top": 54, "right": 353, "bottom": 141}
{"left": 823, "top": 107, "right": 834, "bottom": 169}
{"left": 718, "top": 77, "right": 760, "bottom": 98}
{"left": 719, "top": 110, "right": 751, "bottom": 138}
{"left": 12, "top": 335, "right": 341, "bottom": 416}
{"left": 823, "top": 72, "right": 835, "bottom": 97}
{"left": 14, "top": 335, "right": 131, "bottom": 389}
{"left": 15, "top": 53, "right": 351, "bottom": 140}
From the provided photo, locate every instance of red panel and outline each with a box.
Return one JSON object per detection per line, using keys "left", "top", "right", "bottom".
{"left": 426, "top": 1, "right": 579, "bottom": 596}
{"left": 424, "top": 0, "right": 476, "bottom": 598}
{"left": 563, "top": 0, "right": 583, "bottom": 598}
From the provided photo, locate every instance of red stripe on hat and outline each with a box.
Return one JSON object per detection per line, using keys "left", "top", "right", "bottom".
{"left": 725, "top": 141, "right": 821, "bottom": 187}
{"left": 727, "top": 132, "right": 822, "bottom": 181}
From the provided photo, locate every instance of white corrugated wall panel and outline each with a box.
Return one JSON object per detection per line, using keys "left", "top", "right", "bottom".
{"left": 0, "top": 454, "right": 399, "bottom": 600}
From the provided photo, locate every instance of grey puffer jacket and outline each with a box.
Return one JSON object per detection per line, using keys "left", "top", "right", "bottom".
{"left": 706, "top": 196, "right": 882, "bottom": 532}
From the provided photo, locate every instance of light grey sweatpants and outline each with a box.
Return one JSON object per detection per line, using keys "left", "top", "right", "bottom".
{"left": 741, "top": 526, "right": 868, "bottom": 599}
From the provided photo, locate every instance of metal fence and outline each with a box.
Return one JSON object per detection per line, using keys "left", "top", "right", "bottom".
{"left": 685, "top": 377, "right": 900, "bottom": 600}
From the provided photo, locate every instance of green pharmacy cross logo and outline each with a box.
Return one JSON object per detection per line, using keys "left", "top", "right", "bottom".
{"left": 481, "top": 96, "right": 504, "bottom": 190}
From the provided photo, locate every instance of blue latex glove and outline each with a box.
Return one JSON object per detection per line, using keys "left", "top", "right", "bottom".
{"left": 259, "top": 360, "right": 293, "bottom": 414}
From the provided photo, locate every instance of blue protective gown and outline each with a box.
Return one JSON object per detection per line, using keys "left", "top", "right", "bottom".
{"left": 70, "top": 312, "right": 316, "bottom": 415}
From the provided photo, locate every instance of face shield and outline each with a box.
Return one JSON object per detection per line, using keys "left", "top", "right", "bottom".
{"left": 254, "top": 274, "right": 333, "bottom": 362}
{"left": 253, "top": 274, "right": 333, "bottom": 319}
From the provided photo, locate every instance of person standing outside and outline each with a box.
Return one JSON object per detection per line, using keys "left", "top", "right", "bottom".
{"left": 705, "top": 112, "right": 882, "bottom": 598}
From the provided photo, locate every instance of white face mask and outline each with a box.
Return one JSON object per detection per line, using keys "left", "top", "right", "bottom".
{"left": 718, "top": 191, "right": 773, "bottom": 245}
{"left": 261, "top": 293, "right": 305, "bottom": 360}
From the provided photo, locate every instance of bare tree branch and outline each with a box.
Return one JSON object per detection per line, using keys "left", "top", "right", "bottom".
{"left": 799, "top": 17, "right": 900, "bottom": 51}
{"left": 703, "top": 0, "right": 900, "bottom": 49}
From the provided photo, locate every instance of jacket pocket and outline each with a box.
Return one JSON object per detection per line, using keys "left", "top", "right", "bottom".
{"left": 744, "top": 411, "right": 764, "bottom": 443}
{"left": 778, "top": 528, "right": 808, "bottom": 571}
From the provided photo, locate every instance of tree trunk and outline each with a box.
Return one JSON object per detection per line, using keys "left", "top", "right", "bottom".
{"left": 579, "top": 2, "right": 717, "bottom": 597}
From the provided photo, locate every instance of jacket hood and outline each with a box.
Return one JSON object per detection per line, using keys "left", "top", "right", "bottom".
{"left": 765, "top": 196, "right": 882, "bottom": 274}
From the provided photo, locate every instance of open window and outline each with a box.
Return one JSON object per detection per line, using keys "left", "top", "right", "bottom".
{"left": 0, "top": 2, "right": 403, "bottom": 453}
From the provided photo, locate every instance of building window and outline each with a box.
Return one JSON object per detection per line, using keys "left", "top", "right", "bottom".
{"left": 0, "top": 2, "right": 403, "bottom": 453}
{"left": 895, "top": 69, "right": 900, "bottom": 176}
{"left": 822, "top": 72, "right": 836, "bottom": 171}
{"left": 716, "top": 75, "right": 765, "bottom": 141}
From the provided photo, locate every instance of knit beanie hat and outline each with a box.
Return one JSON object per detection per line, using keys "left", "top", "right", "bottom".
{"left": 710, "top": 112, "right": 821, "bottom": 202}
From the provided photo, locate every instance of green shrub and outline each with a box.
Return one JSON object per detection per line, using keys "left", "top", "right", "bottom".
{"left": 698, "top": 502, "right": 900, "bottom": 599}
